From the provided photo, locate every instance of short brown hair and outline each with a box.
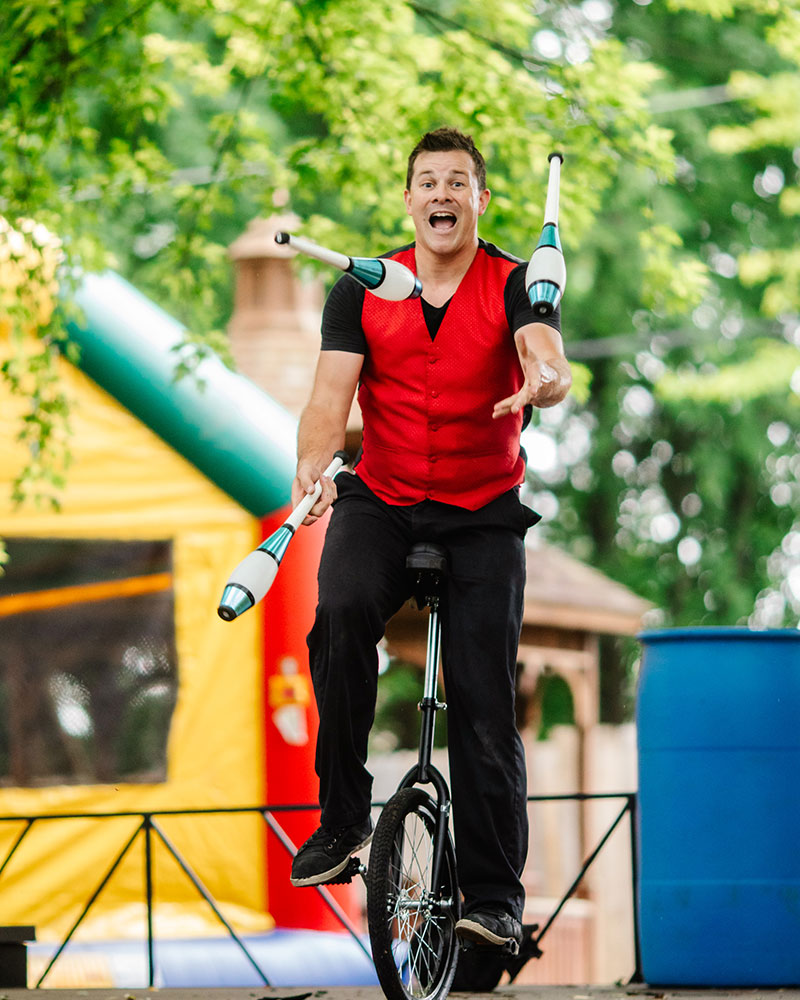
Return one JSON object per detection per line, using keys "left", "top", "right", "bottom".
{"left": 406, "top": 127, "right": 487, "bottom": 191}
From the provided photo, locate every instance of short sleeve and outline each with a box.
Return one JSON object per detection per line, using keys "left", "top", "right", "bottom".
{"left": 321, "top": 275, "right": 368, "bottom": 354}
{"left": 504, "top": 263, "right": 562, "bottom": 336}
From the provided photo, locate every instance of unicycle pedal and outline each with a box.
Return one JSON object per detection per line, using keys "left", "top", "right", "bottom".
{"left": 458, "top": 937, "right": 520, "bottom": 957}
{"left": 324, "top": 856, "right": 364, "bottom": 884}
{"left": 454, "top": 923, "right": 542, "bottom": 990}
{"left": 505, "top": 924, "right": 543, "bottom": 980}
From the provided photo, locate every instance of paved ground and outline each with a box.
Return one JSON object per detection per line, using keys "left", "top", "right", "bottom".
{"left": 2, "top": 986, "right": 798, "bottom": 1000}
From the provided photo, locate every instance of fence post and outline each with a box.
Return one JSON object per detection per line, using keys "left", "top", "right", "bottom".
{"left": 628, "top": 793, "right": 643, "bottom": 983}
{"left": 143, "top": 814, "right": 155, "bottom": 988}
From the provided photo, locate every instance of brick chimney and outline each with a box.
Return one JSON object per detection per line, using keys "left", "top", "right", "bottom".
{"left": 227, "top": 213, "right": 324, "bottom": 418}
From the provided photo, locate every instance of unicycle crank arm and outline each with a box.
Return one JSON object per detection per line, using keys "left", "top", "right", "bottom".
{"left": 430, "top": 801, "right": 452, "bottom": 901}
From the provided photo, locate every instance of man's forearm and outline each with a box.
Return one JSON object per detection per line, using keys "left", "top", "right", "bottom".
{"left": 295, "top": 349, "right": 362, "bottom": 477}
{"left": 514, "top": 322, "right": 572, "bottom": 409}
{"left": 291, "top": 403, "right": 349, "bottom": 516}
{"left": 297, "top": 402, "right": 347, "bottom": 474}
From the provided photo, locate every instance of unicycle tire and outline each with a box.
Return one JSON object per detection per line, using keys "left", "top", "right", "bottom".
{"left": 367, "top": 786, "right": 460, "bottom": 1000}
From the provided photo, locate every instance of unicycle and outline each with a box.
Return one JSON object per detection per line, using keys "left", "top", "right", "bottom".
{"left": 366, "top": 542, "right": 461, "bottom": 1000}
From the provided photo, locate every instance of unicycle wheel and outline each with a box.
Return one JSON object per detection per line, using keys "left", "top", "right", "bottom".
{"left": 367, "top": 786, "right": 460, "bottom": 1000}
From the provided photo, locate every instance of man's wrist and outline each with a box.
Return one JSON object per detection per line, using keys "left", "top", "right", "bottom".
{"left": 539, "top": 356, "right": 571, "bottom": 384}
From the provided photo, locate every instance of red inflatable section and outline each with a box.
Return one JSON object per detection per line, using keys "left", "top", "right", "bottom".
{"left": 260, "top": 505, "right": 362, "bottom": 930}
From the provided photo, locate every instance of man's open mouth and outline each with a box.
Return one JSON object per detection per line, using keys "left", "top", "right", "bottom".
{"left": 429, "top": 212, "right": 457, "bottom": 230}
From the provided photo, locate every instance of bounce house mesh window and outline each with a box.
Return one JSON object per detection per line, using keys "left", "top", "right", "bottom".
{"left": 0, "top": 538, "right": 178, "bottom": 787}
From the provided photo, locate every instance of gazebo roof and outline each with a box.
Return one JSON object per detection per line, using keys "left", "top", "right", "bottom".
{"left": 524, "top": 537, "right": 652, "bottom": 635}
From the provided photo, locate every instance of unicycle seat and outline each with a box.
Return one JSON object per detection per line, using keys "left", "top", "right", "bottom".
{"left": 406, "top": 541, "right": 448, "bottom": 574}
{"left": 406, "top": 542, "right": 448, "bottom": 610}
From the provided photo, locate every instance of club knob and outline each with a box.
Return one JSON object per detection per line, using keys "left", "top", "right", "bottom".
{"left": 217, "top": 583, "right": 255, "bottom": 621}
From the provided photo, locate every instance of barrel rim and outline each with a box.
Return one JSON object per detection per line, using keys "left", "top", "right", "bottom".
{"left": 638, "top": 626, "right": 800, "bottom": 643}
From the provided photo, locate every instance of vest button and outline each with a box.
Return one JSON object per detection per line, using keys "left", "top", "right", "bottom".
{"left": 428, "top": 356, "right": 437, "bottom": 364}
{"left": 430, "top": 390, "right": 439, "bottom": 398}
{"left": 430, "top": 455, "right": 438, "bottom": 463}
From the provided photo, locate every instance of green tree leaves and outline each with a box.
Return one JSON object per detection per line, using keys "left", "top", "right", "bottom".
{"left": 3, "top": 0, "right": 799, "bottom": 646}
{"left": 2, "top": 0, "right": 680, "bottom": 507}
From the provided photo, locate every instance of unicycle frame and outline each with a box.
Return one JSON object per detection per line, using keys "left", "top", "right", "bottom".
{"left": 395, "top": 582, "right": 453, "bottom": 905}
{"left": 365, "top": 543, "right": 460, "bottom": 1000}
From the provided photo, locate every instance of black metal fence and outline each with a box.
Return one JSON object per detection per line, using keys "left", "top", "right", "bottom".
{"left": 0, "top": 792, "right": 640, "bottom": 988}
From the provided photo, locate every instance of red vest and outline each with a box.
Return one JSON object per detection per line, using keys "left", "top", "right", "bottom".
{"left": 356, "top": 244, "right": 526, "bottom": 510}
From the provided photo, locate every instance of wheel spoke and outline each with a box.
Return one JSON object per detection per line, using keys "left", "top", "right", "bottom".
{"left": 393, "top": 813, "right": 442, "bottom": 994}
{"left": 367, "top": 788, "right": 458, "bottom": 1000}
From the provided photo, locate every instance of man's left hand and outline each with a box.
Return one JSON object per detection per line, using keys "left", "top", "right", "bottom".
{"left": 492, "top": 356, "right": 571, "bottom": 417}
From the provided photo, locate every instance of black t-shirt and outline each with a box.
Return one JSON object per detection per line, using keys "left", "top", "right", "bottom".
{"left": 321, "top": 239, "right": 562, "bottom": 350}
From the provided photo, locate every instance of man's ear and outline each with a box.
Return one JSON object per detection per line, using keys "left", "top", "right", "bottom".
{"left": 478, "top": 188, "right": 491, "bottom": 216}
{"left": 404, "top": 189, "right": 412, "bottom": 216}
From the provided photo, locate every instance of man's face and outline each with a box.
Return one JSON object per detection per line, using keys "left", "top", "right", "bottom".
{"left": 404, "top": 150, "right": 490, "bottom": 258}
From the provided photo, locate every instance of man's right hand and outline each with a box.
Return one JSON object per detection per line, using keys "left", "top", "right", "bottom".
{"left": 292, "top": 460, "right": 339, "bottom": 525}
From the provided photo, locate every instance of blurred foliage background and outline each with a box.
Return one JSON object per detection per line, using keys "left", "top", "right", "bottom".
{"left": 1, "top": 0, "right": 799, "bottom": 721}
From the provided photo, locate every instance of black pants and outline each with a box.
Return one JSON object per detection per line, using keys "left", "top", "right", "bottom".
{"left": 307, "top": 472, "right": 530, "bottom": 920}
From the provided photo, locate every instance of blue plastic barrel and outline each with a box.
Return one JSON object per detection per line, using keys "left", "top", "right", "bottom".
{"left": 636, "top": 627, "right": 800, "bottom": 986}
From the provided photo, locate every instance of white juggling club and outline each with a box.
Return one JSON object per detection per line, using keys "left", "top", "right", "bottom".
{"left": 275, "top": 231, "right": 422, "bottom": 301}
{"left": 217, "top": 451, "right": 349, "bottom": 622}
{"left": 525, "top": 152, "right": 566, "bottom": 317}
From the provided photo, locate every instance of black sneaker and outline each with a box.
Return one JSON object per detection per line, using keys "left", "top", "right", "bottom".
{"left": 455, "top": 907, "right": 523, "bottom": 956}
{"left": 290, "top": 818, "right": 373, "bottom": 887}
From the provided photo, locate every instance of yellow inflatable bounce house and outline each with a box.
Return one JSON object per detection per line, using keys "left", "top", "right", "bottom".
{"left": 0, "top": 222, "right": 371, "bottom": 987}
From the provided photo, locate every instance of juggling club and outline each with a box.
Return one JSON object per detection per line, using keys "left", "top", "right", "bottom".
{"left": 525, "top": 152, "right": 566, "bottom": 317}
{"left": 217, "top": 451, "right": 349, "bottom": 622}
{"left": 275, "top": 231, "right": 422, "bottom": 301}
